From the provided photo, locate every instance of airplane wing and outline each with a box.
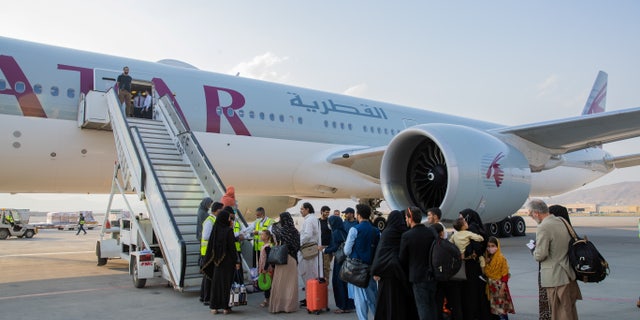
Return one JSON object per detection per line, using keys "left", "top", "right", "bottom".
{"left": 493, "top": 106, "right": 640, "bottom": 153}
{"left": 329, "top": 146, "right": 385, "bottom": 180}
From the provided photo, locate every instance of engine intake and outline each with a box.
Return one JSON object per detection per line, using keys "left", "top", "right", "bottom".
{"left": 380, "top": 124, "right": 531, "bottom": 222}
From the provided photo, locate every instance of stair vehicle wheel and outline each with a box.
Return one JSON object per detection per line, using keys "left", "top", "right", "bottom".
{"left": 498, "top": 218, "right": 512, "bottom": 238}
{"left": 132, "top": 258, "right": 147, "bottom": 288}
{"left": 511, "top": 216, "right": 526, "bottom": 236}
{"left": 96, "top": 242, "right": 108, "bottom": 266}
{"left": 24, "top": 229, "right": 35, "bottom": 238}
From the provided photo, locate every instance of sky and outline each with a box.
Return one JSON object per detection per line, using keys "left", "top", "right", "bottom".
{"left": 1, "top": 1, "right": 640, "bottom": 212}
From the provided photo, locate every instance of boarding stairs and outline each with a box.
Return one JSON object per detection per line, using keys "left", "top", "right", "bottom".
{"left": 79, "top": 89, "right": 227, "bottom": 291}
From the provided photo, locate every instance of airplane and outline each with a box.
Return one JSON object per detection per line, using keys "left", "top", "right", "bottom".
{"left": 2, "top": 36, "right": 640, "bottom": 236}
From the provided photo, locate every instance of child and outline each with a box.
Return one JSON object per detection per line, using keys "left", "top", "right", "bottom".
{"left": 483, "top": 236, "right": 515, "bottom": 320}
{"left": 450, "top": 217, "right": 486, "bottom": 267}
{"left": 257, "top": 230, "right": 274, "bottom": 307}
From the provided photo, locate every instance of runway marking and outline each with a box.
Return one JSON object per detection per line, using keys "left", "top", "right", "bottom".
{"left": 0, "top": 251, "right": 93, "bottom": 258}
{"left": 0, "top": 288, "right": 107, "bottom": 301}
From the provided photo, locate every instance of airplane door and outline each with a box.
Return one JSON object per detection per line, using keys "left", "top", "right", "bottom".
{"left": 94, "top": 68, "right": 121, "bottom": 92}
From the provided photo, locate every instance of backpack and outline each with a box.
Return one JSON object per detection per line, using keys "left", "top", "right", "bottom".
{"left": 559, "top": 218, "right": 609, "bottom": 283}
{"left": 430, "top": 230, "right": 462, "bottom": 281}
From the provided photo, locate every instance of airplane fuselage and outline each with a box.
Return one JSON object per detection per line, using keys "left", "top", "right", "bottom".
{"left": 0, "top": 36, "right": 612, "bottom": 215}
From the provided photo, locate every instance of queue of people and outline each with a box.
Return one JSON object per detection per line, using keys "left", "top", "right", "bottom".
{"left": 195, "top": 196, "right": 582, "bottom": 320}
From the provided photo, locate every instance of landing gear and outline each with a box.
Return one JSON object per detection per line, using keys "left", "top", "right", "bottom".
{"left": 486, "top": 216, "right": 526, "bottom": 238}
{"left": 361, "top": 198, "right": 387, "bottom": 232}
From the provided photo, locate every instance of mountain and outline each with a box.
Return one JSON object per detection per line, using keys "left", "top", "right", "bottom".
{"left": 544, "top": 181, "right": 640, "bottom": 206}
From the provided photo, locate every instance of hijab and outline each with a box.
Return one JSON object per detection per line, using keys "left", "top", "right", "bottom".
{"left": 328, "top": 215, "right": 347, "bottom": 243}
{"left": 221, "top": 186, "right": 236, "bottom": 207}
{"left": 483, "top": 237, "right": 509, "bottom": 280}
{"left": 272, "top": 212, "right": 300, "bottom": 259}
{"left": 549, "top": 205, "right": 572, "bottom": 225}
{"left": 371, "top": 210, "right": 409, "bottom": 279}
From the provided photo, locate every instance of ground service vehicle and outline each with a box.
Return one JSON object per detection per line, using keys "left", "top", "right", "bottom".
{"left": 96, "top": 211, "right": 165, "bottom": 288}
{"left": 0, "top": 208, "right": 38, "bottom": 239}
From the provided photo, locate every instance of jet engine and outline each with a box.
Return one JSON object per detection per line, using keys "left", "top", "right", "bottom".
{"left": 380, "top": 124, "right": 532, "bottom": 223}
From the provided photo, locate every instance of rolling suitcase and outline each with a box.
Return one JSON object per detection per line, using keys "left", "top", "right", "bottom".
{"left": 306, "top": 250, "right": 329, "bottom": 314}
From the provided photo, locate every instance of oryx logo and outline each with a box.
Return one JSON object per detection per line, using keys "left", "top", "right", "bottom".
{"left": 483, "top": 152, "right": 505, "bottom": 188}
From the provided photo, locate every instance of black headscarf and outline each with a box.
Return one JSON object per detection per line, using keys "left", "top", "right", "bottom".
{"left": 272, "top": 212, "right": 300, "bottom": 261}
{"left": 459, "top": 208, "right": 488, "bottom": 259}
{"left": 549, "top": 204, "right": 572, "bottom": 225}
{"left": 371, "top": 210, "right": 409, "bottom": 279}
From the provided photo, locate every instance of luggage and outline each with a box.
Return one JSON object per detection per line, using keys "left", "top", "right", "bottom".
{"left": 306, "top": 277, "right": 329, "bottom": 314}
{"left": 306, "top": 251, "right": 329, "bottom": 314}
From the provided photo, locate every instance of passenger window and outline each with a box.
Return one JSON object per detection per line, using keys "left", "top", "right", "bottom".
{"left": 249, "top": 111, "right": 255, "bottom": 119}
{"left": 33, "top": 84, "right": 42, "bottom": 94}
{"left": 226, "top": 108, "right": 234, "bottom": 117}
{"left": 50, "top": 86, "right": 59, "bottom": 96}
{"left": 15, "top": 82, "right": 26, "bottom": 93}
{"left": 259, "top": 112, "right": 265, "bottom": 120}
{"left": 67, "top": 88, "right": 75, "bottom": 99}
{"left": 297, "top": 117, "right": 303, "bottom": 125}
{"left": 279, "top": 115, "right": 285, "bottom": 122}
{"left": 269, "top": 113, "right": 275, "bottom": 121}
{"left": 0, "top": 79, "right": 7, "bottom": 90}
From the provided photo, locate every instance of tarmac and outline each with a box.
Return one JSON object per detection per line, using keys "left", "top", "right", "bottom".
{"left": 1, "top": 216, "right": 639, "bottom": 320}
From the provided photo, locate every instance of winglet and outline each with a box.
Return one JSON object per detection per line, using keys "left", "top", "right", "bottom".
{"left": 581, "top": 71, "right": 607, "bottom": 115}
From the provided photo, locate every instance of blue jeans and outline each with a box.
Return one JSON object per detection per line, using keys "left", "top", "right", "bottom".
{"left": 412, "top": 280, "right": 437, "bottom": 320}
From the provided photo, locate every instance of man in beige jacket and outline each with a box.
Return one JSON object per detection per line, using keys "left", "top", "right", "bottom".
{"left": 528, "top": 199, "right": 582, "bottom": 320}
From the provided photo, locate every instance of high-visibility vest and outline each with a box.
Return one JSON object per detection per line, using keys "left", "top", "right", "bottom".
{"left": 200, "top": 215, "right": 216, "bottom": 256}
{"left": 253, "top": 217, "right": 273, "bottom": 251}
{"left": 234, "top": 220, "right": 242, "bottom": 252}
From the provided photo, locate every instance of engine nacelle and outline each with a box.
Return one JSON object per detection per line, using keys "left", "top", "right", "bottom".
{"left": 380, "top": 124, "right": 532, "bottom": 223}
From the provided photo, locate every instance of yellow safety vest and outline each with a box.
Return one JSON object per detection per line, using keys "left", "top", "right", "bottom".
{"left": 200, "top": 215, "right": 216, "bottom": 256}
{"left": 253, "top": 217, "right": 273, "bottom": 251}
{"left": 234, "top": 220, "right": 242, "bottom": 252}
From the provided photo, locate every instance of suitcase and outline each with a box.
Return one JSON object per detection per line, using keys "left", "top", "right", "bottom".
{"left": 306, "top": 250, "right": 329, "bottom": 314}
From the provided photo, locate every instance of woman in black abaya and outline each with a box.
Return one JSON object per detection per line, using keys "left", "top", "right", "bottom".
{"left": 201, "top": 209, "right": 241, "bottom": 315}
{"left": 370, "top": 210, "right": 418, "bottom": 320}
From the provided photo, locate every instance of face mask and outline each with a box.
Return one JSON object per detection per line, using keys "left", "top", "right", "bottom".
{"left": 487, "top": 247, "right": 498, "bottom": 254}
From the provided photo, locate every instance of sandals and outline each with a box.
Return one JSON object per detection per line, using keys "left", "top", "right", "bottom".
{"left": 210, "top": 309, "right": 218, "bottom": 314}
{"left": 223, "top": 309, "right": 232, "bottom": 315}
{"left": 259, "top": 300, "right": 269, "bottom": 308}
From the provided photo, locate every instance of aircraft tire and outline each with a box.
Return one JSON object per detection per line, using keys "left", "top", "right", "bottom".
{"left": 373, "top": 217, "right": 386, "bottom": 231}
{"left": 511, "top": 216, "right": 527, "bottom": 236}
{"left": 486, "top": 223, "right": 500, "bottom": 238}
{"left": 499, "top": 219, "right": 512, "bottom": 238}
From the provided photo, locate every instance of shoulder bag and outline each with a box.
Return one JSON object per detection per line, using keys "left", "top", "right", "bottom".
{"left": 267, "top": 242, "right": 288, "bottom": 265}
{"left": 300, "top": 241, "right": 319, "bottom": 260}
{"left": 339, "top": 257, "right": 370, "bottom": 288}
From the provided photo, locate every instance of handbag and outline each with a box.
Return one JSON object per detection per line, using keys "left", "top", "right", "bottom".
{"left": 300, "top": 241, "right": 319, "bottom": 260}
{"left": 339, "top": 257, "right": 370, "bottom": 288}
{"left": 229, "top": 270, "right": 247, "bottom": 307}
{"left": 267, "top": 243, "right": 288, "bottom": 265}
{"left": 334, "top": 242, "right": 346, "bottom": 265}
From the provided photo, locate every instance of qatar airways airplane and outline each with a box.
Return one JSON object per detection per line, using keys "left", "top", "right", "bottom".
{"left": 2, "top": 36, "right": 640, "bottom": 232}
